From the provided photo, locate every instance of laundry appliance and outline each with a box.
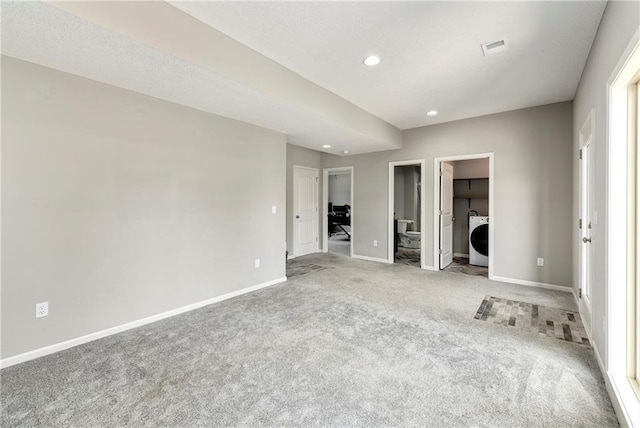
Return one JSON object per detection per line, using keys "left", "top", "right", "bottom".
{"left": 469, "top": 216, "right": 489, "bottom": 267}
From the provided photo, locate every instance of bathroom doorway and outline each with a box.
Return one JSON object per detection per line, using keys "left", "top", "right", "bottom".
{"left": 323, "top": 167, "right": 353, "bottom": 257}
{"left": 388, "top": 160, "right": 425, "bottom": 268}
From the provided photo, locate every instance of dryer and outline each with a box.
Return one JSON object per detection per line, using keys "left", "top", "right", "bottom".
{"left": 469, "top": 216, "right": 489, "bottom": 267}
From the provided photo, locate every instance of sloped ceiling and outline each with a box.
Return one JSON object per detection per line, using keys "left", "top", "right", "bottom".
{"left": 1, "top": 1, "right": 606, "bottom": 155}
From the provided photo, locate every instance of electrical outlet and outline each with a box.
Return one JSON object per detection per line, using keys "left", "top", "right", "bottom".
{"left": 537, "top": 258, "right": 544, "bottom": 267}
{"left": 255, "top": 259, "right": 260, "bottom": 268}
{"left": 272, "top": 205, "right": 277, "bottom": 214}
{"left": 35, "top": 302, "right": 48, "bottom": 318}
{"left": 373, "top": 240, "right": 378, "bottom": 247}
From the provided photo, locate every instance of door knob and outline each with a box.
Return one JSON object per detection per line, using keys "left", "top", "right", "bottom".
{"left": 296, "top": 215, "right": 300, "bottom": 219}
{"left": 582, "top": 237, "right": 591, "bottom": 243}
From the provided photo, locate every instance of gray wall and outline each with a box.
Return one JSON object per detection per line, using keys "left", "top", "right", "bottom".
{"left": 1, "top": 57, "right": 287, "bottom": 359}
{"left": 454, "top": 158, "right": 489, "bottom": 179}
{"left": 322, "top": 102, "right": 573, "bottom": 286}
{"left": 328, "top": 173, "right": 351, "bottom": 206}
{"left": 286, "top": 144, "right": 323, "bottom": 255}
{"left": 394, "top": 165, "right": 419, "bottom": 230}
{"left": 394, "top": 168, "right": 405, "bottom": 219}
{"left": 572, "top": 1, "right": 640, "bottom": 363}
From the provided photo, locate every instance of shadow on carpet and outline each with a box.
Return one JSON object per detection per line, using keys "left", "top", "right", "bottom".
{"left": 474, "top": 295, "right": 590, "bottom": 346}
{"left": 286, "top": 259, "right": 333, "bottom": 278}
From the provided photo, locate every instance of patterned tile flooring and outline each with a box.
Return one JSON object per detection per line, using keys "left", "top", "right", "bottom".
{"left": 443, "top": 257, "right": 488, "bottom": 277}
{"left": 474, "top": 295, "right": 590, "bottom": 346}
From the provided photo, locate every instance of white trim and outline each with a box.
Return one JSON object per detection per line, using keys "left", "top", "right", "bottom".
{"left": 453, "top": 253, "right": 470, "bottom": 258}
{"left": 422, "top": 265, "right": 438, "bottom": 271}
{"left": 352, "top": 254, "right": 390, "bottom": 264}
{"left": 490, "top": 275, "right": 572, "bottom": 293}
{"left": 323, "top": 166, "right": 354, "bottom": 258}
{"left": 606, "top": 27, "right": 640, "bottom": 428}
{"left": 388, "top": 160, "right": 426, "bottom": 267}
{"left": 433, "top": 153, "right": 494, "bottom": 275}
{"left": 0, "top": 276, "right": 287, "bottom": 369}
{"left": 572, "top": 288, "right": 580, "bottom": 309}
{"left": 578, "top": 109, "right": 595, "bottom": 332}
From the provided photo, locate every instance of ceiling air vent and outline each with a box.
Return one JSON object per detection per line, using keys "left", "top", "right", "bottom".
{"left": 481, "top": 39, "right": 508, "bottom": 57}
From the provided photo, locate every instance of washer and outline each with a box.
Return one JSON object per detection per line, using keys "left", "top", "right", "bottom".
{"left": 469, "top": 216, "right": 489, "bottom": 267}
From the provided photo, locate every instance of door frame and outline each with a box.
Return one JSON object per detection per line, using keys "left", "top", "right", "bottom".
{"left": 433, "top": 153, "right": 494, "bottom": 277}
{"left": 388, "top": 159, "right": 426, "bottom": 267}
{"left": 292, "top": 165, "right": 319, "bottom": 258}
{"left": 606, "top": 31, "right": 640, "bottom": 425}
{"left": 578, "top": 109, "right": 595, "bottom": 332}
{"left": 323, "top": 166, "right": 354, "bottom": 257}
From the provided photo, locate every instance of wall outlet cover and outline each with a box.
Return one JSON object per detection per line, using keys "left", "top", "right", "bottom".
{"left": 36, "top": 302, "right": 48, "bottom": 318}
{"left": 255, "top": 259, "right": 260, "bottom": 268}
{"left": 373, "top": 240, "right": 378, "bottom": 247}
{"left": 537, "top": 258, "right": 544, "bottom": 267}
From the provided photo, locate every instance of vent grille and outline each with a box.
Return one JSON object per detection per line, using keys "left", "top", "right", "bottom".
{"left": 481, "top": 39, "right": 509, "bottom": 57}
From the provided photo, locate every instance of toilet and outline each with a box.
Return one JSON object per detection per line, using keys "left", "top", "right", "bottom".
{"left": 397, "top": 219, "right": 421, "bottom": 249}
{"left": 401, "top": 231, "right": 421, "bottom": 249}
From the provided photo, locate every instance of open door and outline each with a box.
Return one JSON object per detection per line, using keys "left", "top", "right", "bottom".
{"left": 439, "top": 162, "right": 454, "bottom": 269}
{"left": 578, "top": 112, "right": 594, "bottom": 333}
{"left": 293, "top": 166, "right": 319, "bottom": 257}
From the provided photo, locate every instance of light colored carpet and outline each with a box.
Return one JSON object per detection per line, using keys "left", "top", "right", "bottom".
{"left": 328, "top": 233, "right": 350, "bottom": 256}
{"left": 1, "top": 253, "right": 617, "bottom": 426}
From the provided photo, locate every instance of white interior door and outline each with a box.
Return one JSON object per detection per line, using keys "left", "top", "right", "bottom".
{"left": 440, "top": 162, "right": 454, "bottom": 268}
{"left": 579, "top": 139, "right": 593, "bottom": 329}
{"left": 293, "top": 166, "right": 319, "bottom": 257}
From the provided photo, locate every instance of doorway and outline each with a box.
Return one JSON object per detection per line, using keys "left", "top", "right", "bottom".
{"left": 434, "top": 154, "right": 494, "bottom": 277}
{"left": 388, "top": 160, "right": 425, "bottom": 268}
{"left": 323, "top": 167, "right": 354, "bottom": 257}
{"left": 292, "top": 165, "right": 319, "bottom": 258}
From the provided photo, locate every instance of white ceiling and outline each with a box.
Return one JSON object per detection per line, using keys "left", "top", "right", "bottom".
{"left": 1, "top": 1, "right": 606, "bottom": 154}
{"left": 171, "top": 1, "right": 607, "bottom": 130}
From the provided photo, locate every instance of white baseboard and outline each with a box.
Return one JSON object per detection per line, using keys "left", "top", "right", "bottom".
{"left": 607, "top": 375, "right": 634, "bottom": 427}
{"left": 352, "top": 254, "right": 391, "bottom": 264}
{"left": 422, "top": 265, "right": 438, "bottom": 271}
{"left": 0, "top": 276, "right": 287, "bottom": 370}
{"left": 586, "top": 325, "right": 635, "bottom": 427}
{"left": 490, "top": 275, "right": 572, "bottom": 293}
{"left": 453, "top": 253, "right": 469, "bottom": 258}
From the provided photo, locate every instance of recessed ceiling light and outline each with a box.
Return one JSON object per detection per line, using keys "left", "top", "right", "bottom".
{"left": 322, "top": 144, "right": 331, "bottom": 148}
{"left": 427, "top": 110, "right": 438, "bottom": 116}
{"left": 363, "top": 55, "right": 381, "bottom": 66}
